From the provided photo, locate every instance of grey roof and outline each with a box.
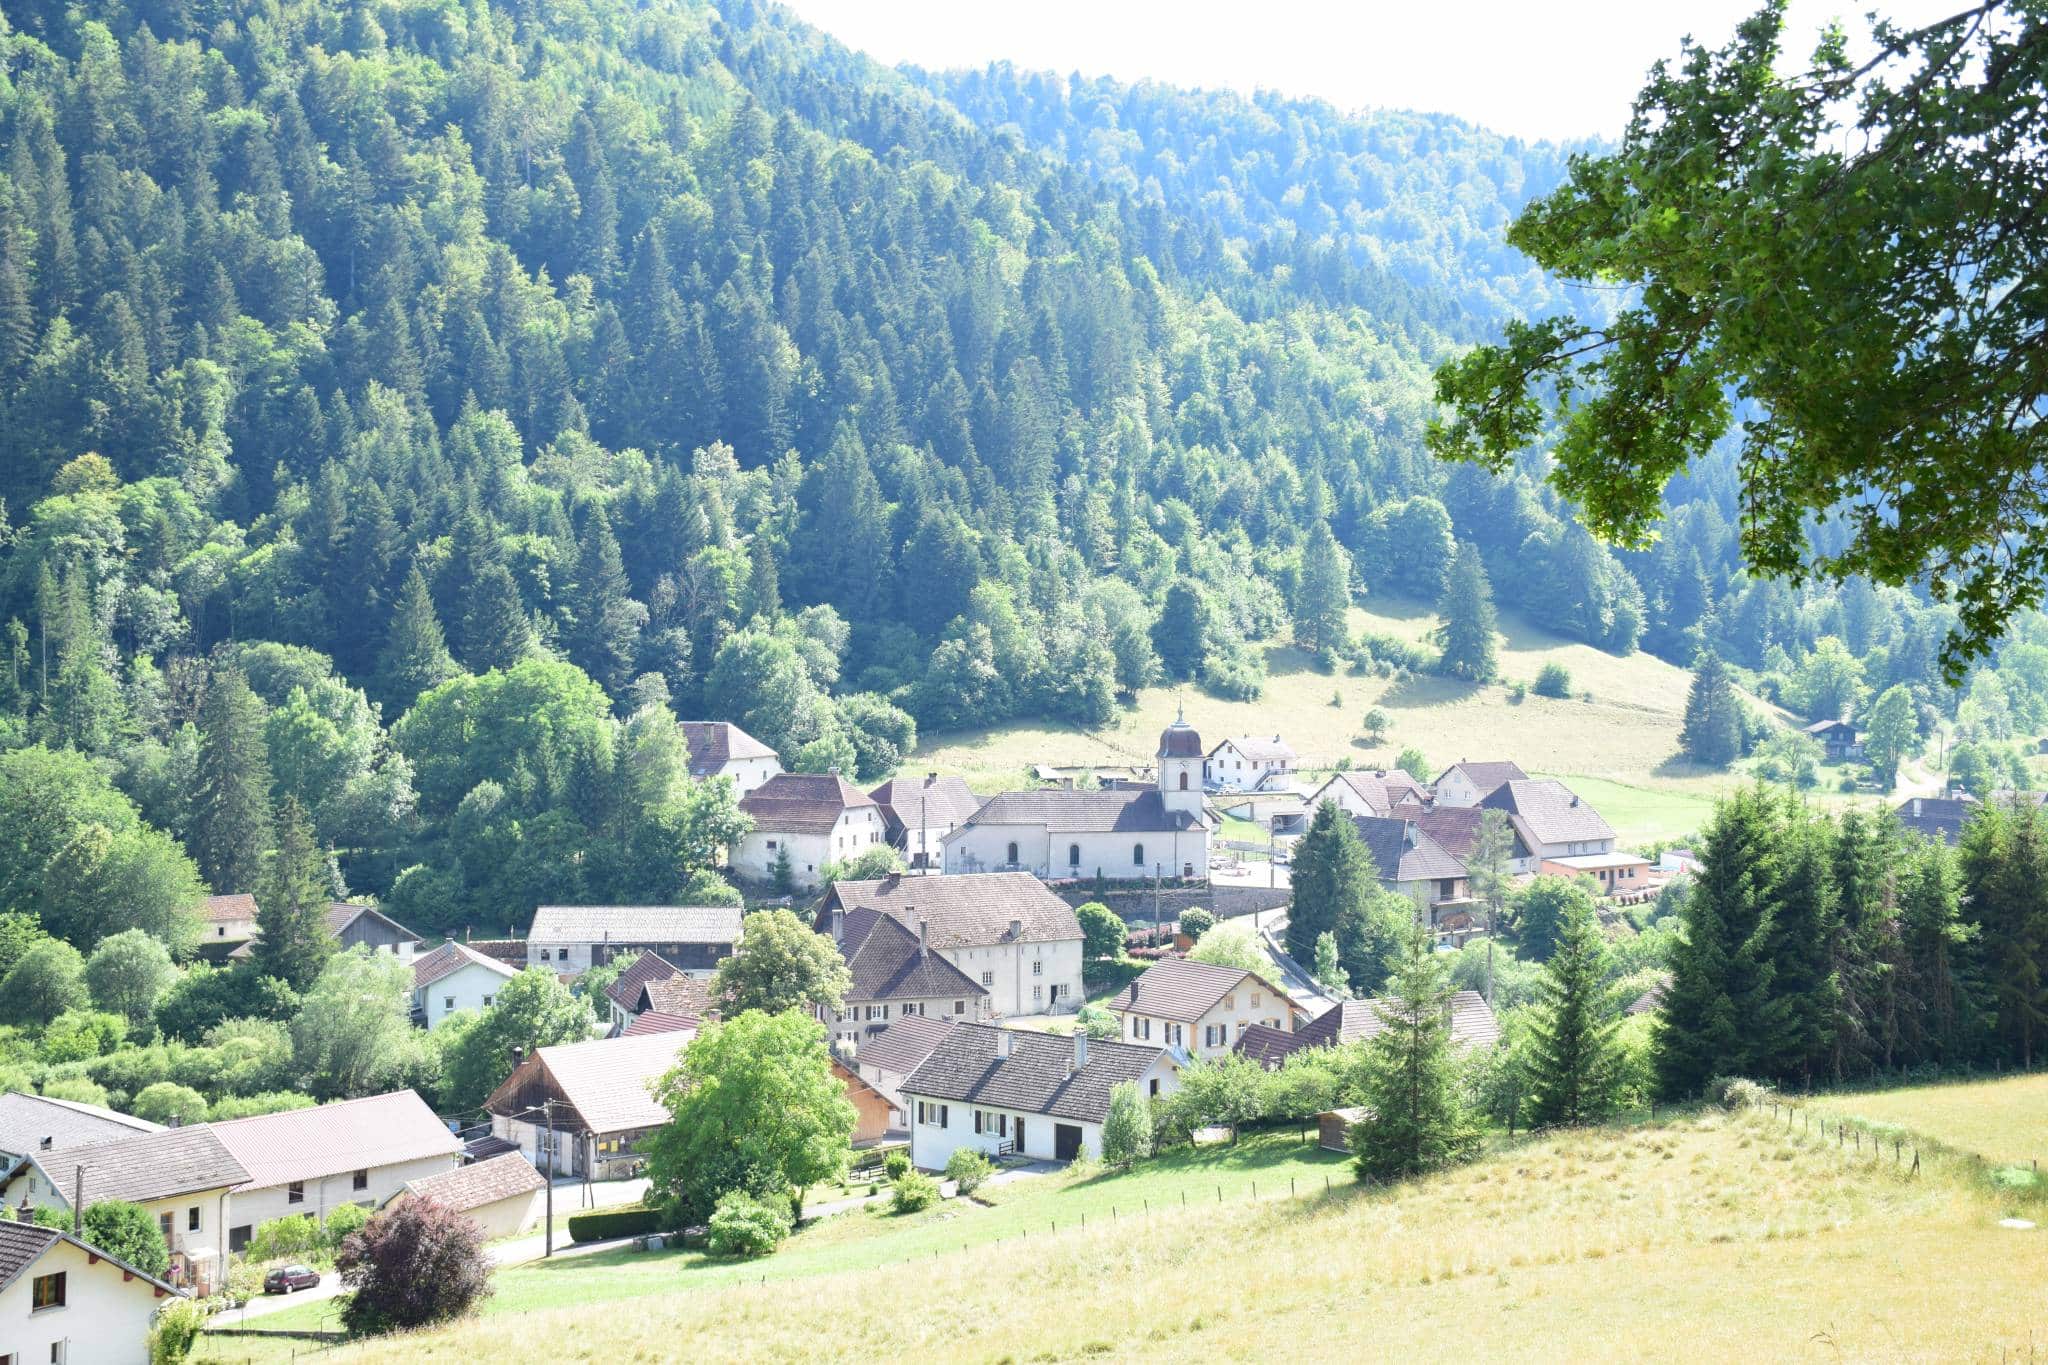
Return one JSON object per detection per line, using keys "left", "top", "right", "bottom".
{"left": 209, "top": 1091, "right": 460, "bottom": 1192}
{"left": 901, "top": 1024, "right": 1170, "bottom": 1126}
{"left": 679, "top": 721, "right": 777, "bottom": 776}
{"left": 635, "top": 974, "right": 714, "bottom": 1018}
{"left": 604, "top": 952, "right": 684, "bottom": 1014}
{"left": 5, "top": 1126, "right": 249, "bottom": 1207}
{"left": 1408, "top": 806, "right": 1530, "bottom": 863}
{"left": 1437, "top": 761, "right": 1528, "bottom": 795}
{"left": 1297, "top": 993, "right": 1501, "bottom": 1050}
{"left": 1893, "top": 795, "right": 1981, "bottom": 845}
{"left": 0, "top": 1219, "right": 183, "bottom": 1299}
{"left": 1105, "top": 959, "right": 1288, "bottom": 1024}
{"left": 819, "top": 872, "right": 1083, "bottom": 949}
{"left": 325, "top": 901, "right": 421, "bottom": 943}
{"left": 1157, "top": 715, "right": 1204, "bottom": 759}
{"left": 528, "top": 904, "right": 744, "bottom": 946}
{"left": 403, "top": 1151, "right": 544, "bottom": 1212}
{"left": 1803, "top": 718, "right": 1859, "bottom": 736}
{"left": 413, "top": 940, "right": 518, "bottom": 991}
{"left": 839, "top": 909, "right": 988, "bottom": 1004}
{"left": 738, "top": 772, "right": 876, "bottom": 836}
{"left": 1211, "top": 735, "right": 1295, "bottom": 763}
{"left": 1626, "top": 978, "right": 1669, "bottom": 1016}
{"left": 868, "top": 774, "right": 983, "bottom": 830}
{"left": 959, "top": 788, "right": 1203, "bottom": 834}
{"left": 1353, "top": 816, "right": 1469, "bottom": 884}
{"left": 1232, "top": 1023, "right": 1302, "bottom": 1068}
{"left": 622, "top": 1011, "right": 697, "bottom": 1038}
{"left": 1479, "top": 780, "right": 1615, "bottom": 847}
{"left": 854, "top": 1016, "right": 959, "bottom": 1077}
{"left": 487, "top": 1031, "right": 692, "bottom": 1136}
{"left": 0, "top": 1091, "right": 162, "bottom": 1159}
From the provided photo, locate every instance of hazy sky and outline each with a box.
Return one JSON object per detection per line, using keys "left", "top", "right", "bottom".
{"left": 777, "top": 0, "right": 1957, "bottom": 143}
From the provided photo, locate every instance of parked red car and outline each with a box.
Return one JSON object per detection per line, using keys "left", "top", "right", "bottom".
{"left": 264, "top": 1264, "right": 321, "bottom": 1294}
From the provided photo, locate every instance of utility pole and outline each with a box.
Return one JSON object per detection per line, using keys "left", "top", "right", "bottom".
{"left": 1153, "top": 862, "right": 1163, "bottom": 946}
{"left": 542, "top": 1098, "right": 556, "bottom": 1259}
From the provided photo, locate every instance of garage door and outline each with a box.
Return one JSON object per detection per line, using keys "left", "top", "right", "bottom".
{"left": 1055, "top": 1123, "right": 1082, "bottom": 1160}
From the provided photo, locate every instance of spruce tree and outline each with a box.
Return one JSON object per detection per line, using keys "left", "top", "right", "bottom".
{"left": 193, "top": 665, "right": 273, "bottom": 895}
{"left": 1524, "top": 897, "right": 1624, "bottom": 1126}
{"left": 461, "top": 562, "right": 534, "bottom": 674}
{"left": 1434, "top": 541, "right": 1498, "bottom": 682}
{"left": 1152, "top": 579, "right": 1208, "bottom": 682}
{"left": 1351, "top": 928, "right": 1477, "bottom": 1180}
{"left": 1959, "top": 800, "right": 2048, "bottom": 1066}
{"left": 1898, "top": 837, "right": 1965, "bottom": 1067}
{"left": 378, "top": 565, "right": 458, "bottom": 712}
{"left": 1755, "top": 813, "right": 1841, "bottom": 1084}
{"left": 252, "top": 796, "right": 338, "bottom": 992}
{"left": 1293, "top": 522, "right": 1352, "bottom": 663}
{"left": 564, "top": 505, "right": 639, "bottom": 694}
{"left": 1679, "top": 650, "right": 1743, "bottom": 766}
{"left": 1288, "top": 800, "right": 1374, "bottom": 962}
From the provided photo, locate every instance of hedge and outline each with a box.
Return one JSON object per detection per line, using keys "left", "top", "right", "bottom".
{"left": 566, "top": 1203, "right": 662, "bottom": 1243}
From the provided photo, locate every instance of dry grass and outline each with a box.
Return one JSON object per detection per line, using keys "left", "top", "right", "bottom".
{"left": 1826, "top": 1072, "right": 2048, "bottom": 1169}
{"left": 256, "top": 1111, "right": 2044, "bottom": 1364}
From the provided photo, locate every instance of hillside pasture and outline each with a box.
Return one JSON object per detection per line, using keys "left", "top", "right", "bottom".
{"left": 1825, "top": 1072, "right": 2048, "bottom": 1169}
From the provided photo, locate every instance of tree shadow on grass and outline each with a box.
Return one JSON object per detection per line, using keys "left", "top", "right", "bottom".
{"left": 1378, "top": 673, "right": 1486, "bottom": 710}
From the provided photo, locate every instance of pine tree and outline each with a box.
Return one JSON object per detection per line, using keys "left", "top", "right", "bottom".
{"left": 1755, "top": 813, "right": 1841, "bottom": 1084}
{"left": 460, "top": 563, "right": 534, "bottom": 674}
{"left": 1152, "top": 579, "right": 1208, "bottom": 682}
{"left": 251, "top": 796, "right": 337, "bottom": 991}
{"left": 193, "top": 665, "right": 273, "bottom": 895}
{"left": 1959, "top": 800, "right": 2048, "bottom": 1066}
{"left": 1288, "top": 800, "right": 1374, "bottom": 962}
{"left": 1524, "top": 897, "right": 1624, "bottom": 1126}
{"left": 378, "top": 565, "right": 458, "bottom": 712}
{"left": 1679, "top": 650, "right": 1743, "bottom": 766}
{"left": 1351, "top": 928, "right": 1477, "bottom": 1180}
{"left": 564, "top": 505, "right": 640, "bottom": 694}
{"left": 1434, "top": 541, "right": 1498, "bottom": 682}
{"left": 743, "top": 534, "right": 781, "bottom": 624}
{"left": 1899, "top": 837, "right": 1966, "bottom": 1067}
{"left": 1293, "top": 522, "right": 1352, "bottom": 663}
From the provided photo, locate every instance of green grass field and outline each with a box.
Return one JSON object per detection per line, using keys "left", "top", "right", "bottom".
{"left": 1824, "top": 1072, "right": 2048, "bottom": 1169}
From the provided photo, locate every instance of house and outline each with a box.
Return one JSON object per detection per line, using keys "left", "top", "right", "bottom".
{"left": 817, "top": 872, "right": 1086, "bottom": 1017}
{"left": 823, "top": 908, "right": 988, "bottom": 1049}
{"left": 833, "top": 1060, "right": 895, "bottom": 1144}
{"left": 1894, "top": 794, "right": 1981, "bottom": 845}
{"left": 1, "top": 1126, "right": 248, "bottom": 1295}
{"left": 1304, "top": 769, "right": 1429, "bottom": 819}
{"left": 484, "top": 1029, "right": 693, "bottom": 1181}
{"left": 411, "top": 941, "right": 520, "bottom": 1028}
{"left": 679, "top": 720, "right": 782, "bottom": 796}
{"left": 600, "top": 952, "right": 688, "bottom": 1033}
{"left": 0, "top": 1092, "right": 161, "bottom": 1167}
{"left": 733, "top": 774, "right": 886, "bottom": 890}
{"left": 396, "top": 1152, "right": 547, "bottom": 1240}
{"left": 210, "top": 1090, "right": 462, "bottom": 1252}
{"left": 1805, "top": 718, "right": 1864, "bottom": 761}
{"left": 1104, "top": 958, "right": 1296, "bottom": 1058}
{"left": 1352, "top": 815, "right": 1478, "bottom": 926}
{"left": 901, "top": 1025, "right": 1180, "bottom": 1168}
{"left": 199, "top": 893, "right": 259, "bottom": 955}
{"left": 1478, "top": 779, "right": 1616, "bottom": 862}
{"left": 1234, "top": 992, "right": 1501, "bottom": 1069}
{"left": 618, "top": 974, "right": 714, "bottom": 1037}
{"left": 1432, "top": 760, "right": 1529, "bottom": 808}
{"left": 943, "top": 716, "right": 1210, "bottom": 880}
{"left": 1541, "top": 851, "right": 1653, "bottom": 897}
{"left": 524, "top": 904, "right": 742, "bottom": 977}
{"left": 0, "top": 1218, "right": 186, "bottom": 1365}
{"left": 1407, "top": 805, "right": 1532, "bottom": 870}
{"left": 868, "top": 773, "right": 983, "bottom": 871}
{"left": 851, "top": 1016, "right": 958, "bottom": 1129}
{"left": 227, "top": 901, "right": 421, "bottom": 964}
{"left": 1205, "top": 735, "right": 1297, "bottom": 790}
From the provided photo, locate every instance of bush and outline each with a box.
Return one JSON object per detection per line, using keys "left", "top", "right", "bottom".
{"left": 706, "top": 1190, "right": 793, "bottom": 1258}
{"left": 890, "top": 1170, "right": 938, "bottom": 1213}
{"left": 225, "top": 1258, "right": 266, "bottom": 1305}
{"left": 39, "top": 1075, "right": 111, "bottom": 1108}
{"left": 323, "top": 1201, "right": 371, "bottom": 1248}
{"left": 1533, "top": 662, "right": 1572, "bottom": 698}
{"left": 1177, "top": 908, "right": 1215, "bottom": 941}
{"left": 1075, "top": 1003, "right": 1120, "bottom": 1040}
{"left": 149, "top": 1297, "right": 209, "bottom": 1364}
{"left": 245, "top": 1214, "right": 321, "bottom": 1264}
{"left": 882, "top": 1150, "right": 910, "bottom": 1180}
{"left": 130, "top": 1081, "right": 208, "bottom": 1125}
{"left": 1709, "top": 1076, "right": 1770, "bottom": 1111}
{"left": 336, "top": 1199, "right": 492, "bottom": 1335}
{"left": 82, "top": 1200, "right": 170, "bottom": 1279}
{"left": 943, "top": 1148, "right": 992, "bottom": 1195}
{"left": 1506, "top": 680, "right": 1527, "bottom": 703}
{"left": 566, "top": 1203, "right": 662, "bottom": 1243}
{"left": 206, "top": 1091, "right": 316, "bottom": 1121}
{"left": 1100, "top": 1081, "right": 1153, "bottom": 1167}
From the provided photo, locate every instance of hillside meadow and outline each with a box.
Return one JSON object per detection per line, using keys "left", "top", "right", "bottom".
{"left": 1823, "top": 1072, "right": 2048, "bottom": 1170}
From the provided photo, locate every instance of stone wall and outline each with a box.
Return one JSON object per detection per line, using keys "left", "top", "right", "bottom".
{"left": 1045, "top": 882, "right": 1289, "bottom": 928}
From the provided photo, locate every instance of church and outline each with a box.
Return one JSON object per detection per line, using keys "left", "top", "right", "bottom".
{"left": 941, "top": 714, "right": 1212, "bottom": 881}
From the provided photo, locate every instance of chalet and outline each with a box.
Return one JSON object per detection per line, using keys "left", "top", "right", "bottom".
{"left": 1352, "top": 815, "right": 1477, "bottom": 926}
{"left": 484, "top": 1029, "right": 693, "bottom": 1181}
{"left": 1432, "top": 760, "right": 1529, "bottom": 808}
{"left": 1479, "top": 779, "right": 1616, "bottom": 863}
{"left": 1105, "top": 958, "right": 1296, "bottom": 1058}
{"left": 0, "top": 1092, "right": 161, "bottom": 1167}
{"left": 411, "top": 941, "right": 519, "bottom": 1027}
{"left": 1893, "top": 794, "right": 1980, "bottom": 845}
{"left": 228, "top": 901, "right": 421, "bottom": 964}
{"left": 817, "top": 872, "right": 1085, "bottom": 1017}
{"left": 679, "top": 720, "right": 782, "bottom": 796}
{"left": 851, "top": 1016, "right": 958, "bottom": 1129}
{"left": 1205, "top": 735, "right": 1296, "bottom": 789}
{"left": 0, "top": 1220, "right": 186, "bottom": 1365}
{"left": 1804, "top": 718, "right": 1864, "bottom": 761}
{"left": 1541, "top": 850, "right": 1653, "bottom": 896}
{"left": 823, "top": 908, "right": 988, "bottom": 1048}
{"left": 601, "top": 952, "right": 695, "bottom": 1034}
{"left": 1304, "top": 769, "right": 1429, "bottom": 818}
{"left": 902, "top": 1025, "right": 1180, "bottom": 1168}
{"left": 211, "top": 1091, "right": 462, "bottom": 1252}
{"left": 1, "top": 1126, "right": 248, "bottom": 1296}
{"left": 396, "top": 1151, "right": 547, "bottom": 1240}
{"left": 733, "top": 773, "right": 886, "bottom": 890}
{"left": 1408, "top": 805, "right": 1532, "bottom": 869}
{"left": 868, "top": 772, "right": 983, "bottom": 871}
{"left": 1235, "top": 992, "right": 1501, "bottom": 1068}
{"left": 943, "top": 716, "right": 1210, "bottom": 880}
{"left": 525, "top": 904, "right": 742, "bottom": 977}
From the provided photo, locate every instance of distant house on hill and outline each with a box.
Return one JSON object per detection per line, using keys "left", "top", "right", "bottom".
{"left": 1804, "top": 718, "right": 1864, "bottom": 761}
{"left": 868, "top": 772, "right": 983, "bottom": 871}
{"left": 1432, "top": 760, "right": 1529, "bottom": 808}
{"left": 199, "top": 893, "right": 259, "bottom": 953}
{"left": 229, "top": 901, "right": 420, "bottom": 964}
{"left": 733, "top": 773, "right": 886, "bottom": 890}
{"left": 678, "top": 721, "right": 781, "bottom": 796}
{"left": 1205, "top": 735, "right": 1296, "bottom": 789}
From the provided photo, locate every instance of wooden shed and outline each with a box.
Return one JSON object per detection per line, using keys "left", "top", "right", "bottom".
{"left": 1318, "top": 1106, "right": 1369, "bottom": 1154}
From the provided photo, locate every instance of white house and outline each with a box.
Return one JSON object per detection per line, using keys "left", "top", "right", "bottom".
{"left": 868, "top": 773, "right": 983, "bottom": 871}
{"left": 1205, "top": 735, "right": 1296, "bottom": 789}
{"left": 679, "top": 721, "right": 782, "bottom": 797}
{"left": 0, "top": 1219, "right": 185, "bottom": 1365}
{"left": 411, "top": 941, "right": 520, "bottom": 1028}
{"left": 396, "top": 1152, "right": 547, "bottom": 1240}
{"left": 0, "top": 1092, "right": 161, "bottom": 1168}
{"left": 1305, "top": 769, "right": 1429, "bottom": 819}
{"left": 822, "top": 908, "right": 989, "bottom": 1048}
{"left": 850, "top": 1016, "right": 957, "bottom": 1129}
{"left": 733, "top": 773, "right": 886, "bottom": 890}
{"left": 1478, "top": 779, "right": 1617, "bottom": 860}
{"left": 1105, "top": 958, "right": 1296, "bottom": 1059}
{"left": 902, "top": 1025, "right": 1180, "bottom": 1169}
{"left": 1432, "top": 760, "right": 1529, "bottom": 809}
{"left": 211, "top": 1090, "right": 462, "bottom": 1252}
{"left": 816, "top": 872, "right": 1086, "bottom": 1017}
{"left": 943, "top": 716, "right": 1210, "bottom": 881}
{"left": 524, "top": 904, "right": 743, "bottom": 977}
{"left": 199, "top": 893, "right": 259, "bottom": 953}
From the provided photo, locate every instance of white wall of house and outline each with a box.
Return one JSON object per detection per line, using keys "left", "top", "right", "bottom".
{"left": 3, "top": 1168, "right": 230, "bottom": 1298}
{"left": 445, "top": 1188, "right": 546, "bottom": 1241}
{"left": 905, "top": 1056, "right": 1178, "bottom": 1170}
{"left": 714, "top": 755, "right": 781, "bottom": 798}
{"left": 939, "top": 938, "right": 1085, "bottom": 1017}
{"left": 1119, "top": 982, "right": 1291, "bottom": 1059}
{"left": 206, "top": 914, "right": 257, "bottom": 945}
{"left": 828, "top": 994, "right": 982, "bottom": 1048}
{"left": 1205, "top": 742, "right": 1292, "bottom": 787}
{"left": 415, "top": 961, "right": 514, "bottom": 1028}
{"left": 945, "top": 824, "right": 1208, "bottom": 882}
{"left": 1434, "top": 770, "right": 1490, "bottom": 808}
{"left": 1307, "top": 779, "right": 1383, "bottom": 818}
{"left": 226, "top": 1154, "right": 460, "bottom": 1250}
{"left": 734, "top": 806, "right": 886, "bottom": 889}
{"left": 0, "top": 1234, "right": 174, "bottom": 1365}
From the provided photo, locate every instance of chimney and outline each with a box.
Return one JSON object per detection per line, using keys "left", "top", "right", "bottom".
{"left": 916, "top": 917, "right": 929, "bottom": 958}
{"left": 996, "top": 1030, "right": 1013, "bottom": 1059}
{"left": 509, "top": 1045, "right": 526, "bottom": 1072}
{"left": 37, "top": 1135, "right": 52, "bottom": 1151}
{"left": 1569, "top": 794, "right": 1580, "bottom": 807}
{"left": 1072, "top": 1031, "right": 1088, "bottom": 1073}
{"left": 927, "top": 772, "right": 939, "bottom": 784}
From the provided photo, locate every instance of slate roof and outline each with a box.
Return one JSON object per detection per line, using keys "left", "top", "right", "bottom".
{"left": 678, "top": 720, "right": 777, "bottom": 776}
{"left": 854, "top": 1016, "right": 958, "bottom": 1078}
{"left": 603, "top": 951, "right": 684, "bottom": 1014}
{"left": 490, "top": 1031, "right": 692, "bottom": 1135}
{"left": 738, "top": 772, "right": 876, "bottom": 836}
{"left": 326, "top": 902, "right": 421, "bottom": 942}
{"left": 0, "top": 1091, "right": 162, "bottom": 1159}
{"left": 1104, "top": 958, "right": 1288, "bottom": 1024}
{"left": 1479, "top": 780, "right": 1616, "bottom": 847}
{"left": 1437, "top": 761, "right": 1528, "bottom": 796}
{"left": 1232, "top": 1023, "right": 1301, "bottom": 1068}
{"left": 958, "top": 788, "right": 1204, "bottom": 834}
{"left": 1353, "top": 816, "right": 1469, "bottom": 884}
{"left": 901, "top": 1024, "right": 1170, "bottom": 1126}
{"left": 1313, "top": 769, "right": 1428, "bottom": 814}
{"left": 413, "top": 941, "right": 519, "bottom": 992}
{"left": 403, "top": 1151, "right": 544, "bottom": 1212}
{"left": 5, "top": 1126, "right": 249, "bottom": 1207}
{"left": 1212, "top": 735, "right": 1295, "bottom": 763}
{"left": 210, "top": 1091, "right": 460, "bottom": 1191}
{"left": 1803, "top": 718, "right": 1859, "bottom": 736}
{"left": 1297, "top": 993, "right": 1501, "bottom": 1050}
{"left": 202, "top": 893, "right": 257, "bottom": 924}
{"left": 837, "top": 908, "right": 987, "bottom": 1005}
{"left": 1408, "top": 806, "right": 1531, "bottom": 863}
{"left": 1893, "top": 795, "right": 1981, "bottom": 845}
{"left": 0, "top": 1219, "right": 182, "bottom": 1299}
{"left": 528, "top": 904, "right": 744, "bottom": 946}
{"left": 819, "top": 872, "right": 1084, "bottom": 948}
{"left": 635, "top": 974, "right": 713, "bottom": 1018}
{"left": 868, "top": 774, "right": 983, "bottom": 830}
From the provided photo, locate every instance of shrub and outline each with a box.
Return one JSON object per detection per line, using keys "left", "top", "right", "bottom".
{"left": 943, "top": 1148, "right": 992, "bottom": 1195}
{"left": 1100, "top": 1081, "right": 1153, "bottom": 1167}
{"left": 323, "top": 1201, "right": 371, "bottom": 1248}
{"left": 1075, "top": 1003, "right": 1120, "bottom": 1040}
{"left": 566, "top": 1203, "right": 662, "bottom": 1243}
{"left": 206, "top": 1091, "right": 316, "bottom": 1121}
{"left": 1533, "top": 662, "right": 1572, "bottom": 698}
{"left": 39, "top": 1075, "right": 111, "bottom": 1108}
{"left": 130, "top": 1081, "right": 209, "bottom": 1126}
{"left": 1709, "top": 1076, "right": 1770, "bottom": 1111}
{"left": 882, "top": 1151, "right": 910, "bottom": 1180}
{"left": 148, "top": 1297, "right": 209, "bottom": 1364}
{"left": 705, "top": 1190, "right": 793, "bottom": 1258}
{"left": 82, "top": 1201, "right": 170, "bottom": 1279}
{"left": 225, "top": 1258, "right": 266, "bottom": 1305}
{"left": 1177, "top": 908, "right": 1215, "bottom": 941}
{"left": 335, "top": 1199, "right": 492, "bottom": 1335}
{"left": 1506, "top": 680, "right": 1527, "bottom": 703}
{"left": 890, "top": 1170, "right": 938, "bottom": 1213}
{"left": 245, "top": 1214, "right": 321, "bottom": 1264}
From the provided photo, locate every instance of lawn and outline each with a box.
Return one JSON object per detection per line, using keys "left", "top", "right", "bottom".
{"left": 212, "top": 1109, "right": 2046, "bottom": 1362}
{"left": 1530, "top": 774, "right": 1718, "bottom": 848}
{"left": 1823, "top": 1072, "right": 2048, "bottom": 1169}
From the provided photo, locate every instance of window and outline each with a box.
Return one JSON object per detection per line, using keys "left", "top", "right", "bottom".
{"left": 954, "top": 999, "right": 966, "bottom": 1015}
{"left": 482, "top": 994, "right": 494, "bottom": 1007}
{"left": 1150, "top": 1078, "right": 1161, "bottom": 1097}
{"left": 1032, "top": 960, "right": 1043, "bottom": 977}
{"left": 1068, "top": 843, "right": 1080, "bottom": 867}
{"left": 1133, "top": 1016, "right": 1150, "bottom": 1040}
{"left": 188, "top": 1206, "right": 200, "bottom": 1232}
{"left": 31, "top": 1271, "right": 64, "bottom": 1311}
{"left": 1133, "top": 843, "right": 1145, "bottom": 866}
{"left": 1032, "top": 985, "right": 1043, "bottom": 1002}
{"left": 1250, "top": 992, "right": 1261, "bottom": 1008}
{"left": 353, "top": 1169, "right": 369, "bottom": 1192}
{"left": 444, "top": 995, "right": 456, "bottom": 1011}
{"left": 287, "top": 1181, "right": 304, "bottom": 1204}
{"left": 1167, "top": 1022, "right": 1183, "bottom": 1047}
{"left": 981, "top": 971, "right": 994, "bottom": 988}
{"left": 1006, "top": 841, "right": 1019, "bottom": 865}
{"left": 230, "top": 1224, "right": 252, "bottom": 1253}
{"left": 1223, "top": 993, "right": 1235, "bottom": 1010}
{"left": 159, "top": 1211, "right": 174, "bottom": 1242}
{"left": 765, "top": 838, "right": 777, "bottom": 850}
{"left": 1179, "top": 772, "right": 1189, "bottom": 790}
